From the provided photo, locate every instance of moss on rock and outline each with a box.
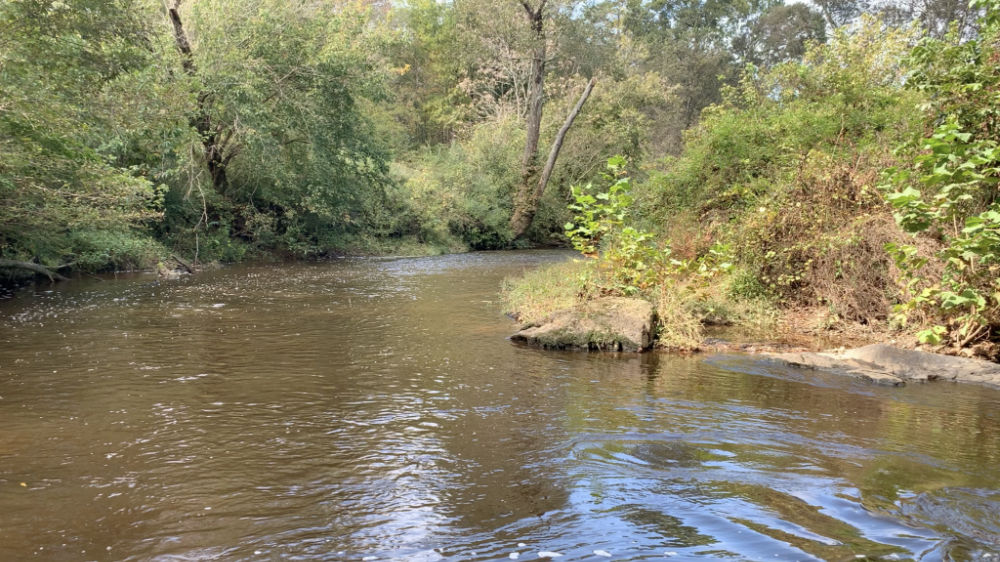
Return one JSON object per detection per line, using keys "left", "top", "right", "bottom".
{"left": 511, "top": 297, "right": 657, "bottom": 352}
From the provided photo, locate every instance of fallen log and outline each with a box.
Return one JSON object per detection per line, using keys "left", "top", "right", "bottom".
{"left": 0, "top": 259, "right": 70, "bottom": 282}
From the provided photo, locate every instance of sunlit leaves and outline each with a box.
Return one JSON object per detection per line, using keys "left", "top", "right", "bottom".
{"left": 882, "top": 2, "right": 1000, "bottom": 347}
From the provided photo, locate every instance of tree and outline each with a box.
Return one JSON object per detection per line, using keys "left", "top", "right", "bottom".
{"left": 0, "top": 0, "right": 168, "bottom": 273}
{"left": 159, "top": 0, "right": 393, "bottom": 255}
{"left": 383, "top": 0, "right": 467, "bottom": 147}
{"left": 734, "top": 4, "right": 827, "bottom": 67}
{"left": 510, "top": 77, "right": 596, "bottom": 239}
{"left": 167, "top": 0, "right": 232, "bottom": 195}
{"left": 508, "top": 0, "right": 597, "bottom": 239}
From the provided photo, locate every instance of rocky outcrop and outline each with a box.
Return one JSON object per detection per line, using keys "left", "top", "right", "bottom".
{"left": 511, "top": 297, "right": 657, "bottom": 352}
{"left": 771, "top": 344, "right": 1000, "bottom": 388}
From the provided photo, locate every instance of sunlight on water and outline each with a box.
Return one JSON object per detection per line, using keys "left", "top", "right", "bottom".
{"left": 1, "top": 251, "right": 999, "bottom": 560}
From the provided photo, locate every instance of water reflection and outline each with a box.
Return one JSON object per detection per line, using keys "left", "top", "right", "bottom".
{"left": 1, "top": 251, "right": 1000, "bottom": 560}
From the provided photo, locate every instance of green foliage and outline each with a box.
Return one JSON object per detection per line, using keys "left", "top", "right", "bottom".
{"left": 628, "top": 18, "right": 924, "bottom": 329}
{"left": 66, "top": 230, "right": 168, "bottom": 272}
{"left": 727, "top": 268, "right": 772, "bottom": 301}
{"left": 563, "top": 157, "right": 667, "bottom": 295}
{"left": 168, "top": 0, "right": 393, "bottom": 256}
{"left": 564, "top": 156, "right": 633, "bottom": 255}
{"left": 382, "top": 0, "right": 467, "bottom": 147}
{"left": 0, "top": 0, "right": 167, "bottom": 270}
{"left": 0, "top": 0, "right": 400, "bottom": 277}
{"left": 640, "top": 18, "right": 920, "bottom": 216}
{"left": 602, "top": 227, "right": 660, "bottom": 295}
{"left": 882, "top": 3, "right": 1000, "bottom": 346}
{"left": 395, "top": 116, "right": 523, "bottom": 250}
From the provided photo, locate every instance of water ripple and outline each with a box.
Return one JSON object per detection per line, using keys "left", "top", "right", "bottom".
{"left": 1, "top": 251, "right": 999, "bottom": 560}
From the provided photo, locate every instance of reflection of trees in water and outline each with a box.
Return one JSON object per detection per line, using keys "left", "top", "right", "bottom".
{"left": 616, "top": 505, "right": 715, "bottom": 547}
{"left": 708, "top": 481, "right": 908, "bottom": 559}
{"left": 896, "top": 487, "right": 1000, "bottom": 557}
{"left": 642, "top": 355, "right": 1000, "bottom": 478}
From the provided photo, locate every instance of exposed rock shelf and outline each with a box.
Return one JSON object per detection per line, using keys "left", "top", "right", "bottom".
{"left": 770, "top": 344, "right": 1000, "bottom": 388}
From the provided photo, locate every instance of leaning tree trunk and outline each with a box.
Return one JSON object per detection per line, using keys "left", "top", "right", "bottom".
{"left": 519, "top": 3, "right": 546, "bottom": 187}
{"left": 510, "top": 77, "right": 596, "bottom": 240}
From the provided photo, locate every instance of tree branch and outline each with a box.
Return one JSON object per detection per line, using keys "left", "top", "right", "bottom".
{"left": 168, "top": 1, "right": 195, "bottom": 74}
{"left": 533, "top": 77, "right": 596, "bottom": 202}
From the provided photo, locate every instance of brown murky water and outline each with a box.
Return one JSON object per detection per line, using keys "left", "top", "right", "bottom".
{"left": 1, "top": 251, "right": 999, "bottom": 561}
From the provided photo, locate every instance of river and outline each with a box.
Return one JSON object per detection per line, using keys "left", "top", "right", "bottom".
{"left": 1, "top": 251, "right": 999, "bottom": 561}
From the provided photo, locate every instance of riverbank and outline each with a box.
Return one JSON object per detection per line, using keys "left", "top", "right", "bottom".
{"left": 501, "top": 257, "right": 1000, "bottom": 368}
{"left": 502, "top": 270, "right": 1000, "bottom": 390}
{"left": 0, "top": 236, "right": 466, "bottom": 293}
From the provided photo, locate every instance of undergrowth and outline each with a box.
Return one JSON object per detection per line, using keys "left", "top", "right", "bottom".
{"left": 503, "top": 18, "right": 937, "bottom": 351}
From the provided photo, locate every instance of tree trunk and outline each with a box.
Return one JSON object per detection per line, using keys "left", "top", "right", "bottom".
{"left": 511, "top": 1, "right": 547, "bottom": 241}
{"left": 170, "top": 253, "right": 196, "bottom": 273}
{"left": 168, "top": 1, "right": 232, "bottom": 194}
{"left": 510, "top": 77, "right": 596, "bottom": 240}
{"left": 0, "top": 260, "right": 69, "bottom": 282}
{"left": 519, "top": 3, "right": 546, "bottom": 185}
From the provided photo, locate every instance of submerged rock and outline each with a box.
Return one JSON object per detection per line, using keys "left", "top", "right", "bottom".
{"left": 771, "top": 344, "right": 1000, "bottom": 388}
{"left": 510, "top": 297, "right": 657, "bottom": 352}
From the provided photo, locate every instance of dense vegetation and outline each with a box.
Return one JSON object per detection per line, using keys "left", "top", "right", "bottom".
{"left": 504, "top": 1, "right": 1000, "bottom": 356}
{"left": 2, "top": 0, "right": 997, "bottom": 353}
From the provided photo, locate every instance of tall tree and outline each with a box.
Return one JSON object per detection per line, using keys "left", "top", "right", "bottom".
{"left": 508, "top": 0, "right": 548, "bottom": 239}
{"left": 159, "top": 0, "right": 392, "bottom": 253}
{"left": 510, "top": 77, "right": 596, "bottom": 239}
{"left": 509, "top": 0, "right": 595, "bottom": 239}
{"left": 167, "top": 0, "right": 233, "bottom": 195}
{"left": 733, "top": 4, "right": 827, "bottom": 67}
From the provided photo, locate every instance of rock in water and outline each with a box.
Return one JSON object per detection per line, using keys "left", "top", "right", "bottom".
{"left": 771, "top": 344, "right": 1000, "bottom": 388}
{"left": 510, "top": 297, "right": 657, "bottom": 352}
{"left": 156, "top": 262, "right": 183, "bottom": 280}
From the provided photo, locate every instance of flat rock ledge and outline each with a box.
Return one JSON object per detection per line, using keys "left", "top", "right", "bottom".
{"left": 511, "top": 297, "right": 657, "bottom": 352}
{"left": 771, "top": 344, "right": 1000, "bottom": 388}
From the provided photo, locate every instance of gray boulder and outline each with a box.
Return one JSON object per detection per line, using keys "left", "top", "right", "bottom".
{"left": 771, "top": 344, "right": 1000, "bottom": 387}
{"left": 511, "top": 297, "right": 657, "bottom": 352}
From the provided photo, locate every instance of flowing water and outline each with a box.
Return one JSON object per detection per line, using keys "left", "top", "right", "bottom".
{"left": 1, "top": 251, "right": 999, "bottom": 561}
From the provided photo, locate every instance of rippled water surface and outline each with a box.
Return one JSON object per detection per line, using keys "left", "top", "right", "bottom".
{"left": 2, "top": 251, "right": 1000, "bottom": 561}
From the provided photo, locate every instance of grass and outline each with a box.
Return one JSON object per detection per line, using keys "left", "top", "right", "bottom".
{"left": 502, "top": 255, "right": 784, "bottom": 351}
{"left": 501, "top": 259, "right": 597, "bottom": 325}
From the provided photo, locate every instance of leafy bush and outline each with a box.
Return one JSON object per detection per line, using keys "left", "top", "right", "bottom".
{"left": 66, "top": 231, "right": 168, "bottom": 272}
{"left": 564, "top": 156, "right": 633, "bottom": 255}
{"left": 395, "top": 116, "right": 523, "bottom": 250}
{"left": 882, "top": 0, "right": 1000, "bottom": 347}
{"left": 631, "top": 18, "right": 924, "bottom": 327}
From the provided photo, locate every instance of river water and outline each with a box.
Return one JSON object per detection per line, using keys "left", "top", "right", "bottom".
{"left": 1, "top": 251, "right": 999, "bottom": 561}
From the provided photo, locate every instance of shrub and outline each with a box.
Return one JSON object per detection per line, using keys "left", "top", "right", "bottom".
{"left": 882, "top": 1, "right": 1000, "bottom": 347}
